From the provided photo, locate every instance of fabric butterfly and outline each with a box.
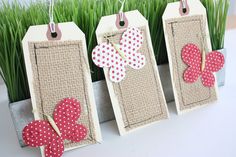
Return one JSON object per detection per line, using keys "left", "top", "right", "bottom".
{"left": 92, "top": 27, "right": 146, "bottom": 82}
{"left": 22, "top": 98, "right": 87, "bottom": 157}
{"left": 181, "top": 43, "right": 225, "bottom": 87}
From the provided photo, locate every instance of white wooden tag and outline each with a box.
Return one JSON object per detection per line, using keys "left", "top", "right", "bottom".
{"left": 163, "top": 0, "right": 218, "bottom": 114}
{"left": 22, "top": 22, "right": 101, "bottom": 155}
{"left": 96, "top": 10, "right": 169, "bottom": 135}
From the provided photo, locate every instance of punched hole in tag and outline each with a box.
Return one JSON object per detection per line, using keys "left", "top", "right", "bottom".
{"left": 49, "top": 0, "right": 56, "bottom": 38}
{"left": 119, "top": 12, "right": 125, "bottom": 26}
{"left": 119, "top": 20, "right": 125, "bottom": 27}
{"left": 49, "top": 22, "right": 58, "bottom": 38}
{"left": 181, "top": 0, "right": 186, "bottom": 13}
{"left": 119, "top": 0, "right": 125, "bottom": 26}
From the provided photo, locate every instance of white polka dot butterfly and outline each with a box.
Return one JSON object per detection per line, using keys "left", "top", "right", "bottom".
{"left": 92, "top": 27, "right": 146, "bottom": 82}
{"left": 22, "top": 98, "right": 87, "bottom": 157}
{"left": 181, "top": 43, "right": 225, "bottom": 87}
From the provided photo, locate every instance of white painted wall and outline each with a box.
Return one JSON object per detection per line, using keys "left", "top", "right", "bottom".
{"left": 234, "top": 0, "right": 236, "bottom": 14}
{"left": 229, "top": 0, "right": 236, "bottom": 15}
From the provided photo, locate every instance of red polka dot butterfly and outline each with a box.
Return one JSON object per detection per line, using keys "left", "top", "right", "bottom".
{"left": 181, "top": 43, "right": 225, "bottom": 87}
{"left": 22, "top": 98, "right": 87, "bottom": 157}
{"left": 92, "top": 27, "right": 146, "bottom": 82}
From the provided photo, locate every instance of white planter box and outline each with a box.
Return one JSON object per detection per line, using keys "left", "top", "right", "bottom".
{"left": 216, "top": 48, "right": 227, "bottom": 87}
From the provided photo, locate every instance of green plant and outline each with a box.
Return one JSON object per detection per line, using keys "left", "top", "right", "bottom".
{"left": 1, "top": 0, "right": 229, "bottom": 103}
{"left": 201, "top": 0, "right": 230, "bottom": 50}
{"left": 0, "top": 0, "right": 175, "bottom": 103}
{"left": 0, "top": 2, "right": 31, "bottom": 103}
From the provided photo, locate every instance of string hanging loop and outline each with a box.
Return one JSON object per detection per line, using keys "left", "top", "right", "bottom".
{"left": 49, "top": 0, "right": 57, "bottom": 38}
{"left": 118, "top": 0, "right": 126, "bottom": 26}
{"left": 179, "top": 0, "right": 190, "bottom": 16}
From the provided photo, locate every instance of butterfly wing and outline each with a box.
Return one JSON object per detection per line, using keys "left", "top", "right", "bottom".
{"left": 205, "top": 51, "right": 225, "bottom": 72}
{"left": 120, "top": 27, "right": 146, "bottom": 69}
{"left": 92, "top": 43, "right": 123, "bottom": 68}
{"left": 44, "top": 138, "right": 64, "bottom": 157}
{"left": 201, "top": 51, "right": 225, "bottom": 87}
{"left": 92, "top": 42, "right": 126, "bottom": 82}
{"left": 53, "top": 98, "right": 87, "bottom": 142}
{"left": 201, "top": 71, "right": 215, "bottom": 87}
{"left": 181, "top": 43, "right": 202, "bottom": 83}
{"left": 109, "top": 63, "right": 126, "bottom": 82}
{"left": 22, "top": 120, "right": 59, "bottom": 147}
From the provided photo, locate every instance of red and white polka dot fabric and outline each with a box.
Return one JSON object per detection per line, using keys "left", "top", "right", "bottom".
{"left": 181, "top": 43, "right": 225, "bottom": 87}
{"left": 22, "top": 98, "right": 87, "bottom": 157}
{"left": 92, "top": 27, "right": 146, "bottom": 82}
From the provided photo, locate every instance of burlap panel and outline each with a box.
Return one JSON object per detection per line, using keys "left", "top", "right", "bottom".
{"left": 28, "top": 41, "right": 96, "bottom": 149}
{"left": 165, "top": 15, "right": 217, "bottom": 112}
{"left": 103, "top": 27, "right": 168, "bottom": 131}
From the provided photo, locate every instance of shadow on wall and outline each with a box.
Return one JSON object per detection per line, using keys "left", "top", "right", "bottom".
{"left": 0, "top": 76, "right": 3, "bottom": 85}
{"left": 229, "top": 0, "right": 236, "bottom": 15}
{"left": 0, "top": 68, "right": 3, "bottom": 85}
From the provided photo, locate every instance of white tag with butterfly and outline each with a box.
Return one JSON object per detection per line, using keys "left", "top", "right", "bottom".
{"left": 162, "top": 0, "right": 221, "bottom": 114}
{"left": 22, "top": 0, "right": 101, "bottom": 155}
{"left": 95, "top": 9, "right": 168, "bottom": 135}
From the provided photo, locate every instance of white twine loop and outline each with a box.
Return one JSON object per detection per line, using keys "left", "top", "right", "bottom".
{"left": 49, "top": 0, "right": 56, "bottom": 33}
{"left": 180, "top": 0, "right": 188, "bottom": 14}
{"left": 118, "top": 0, "right": 126, "bottom": 22}
{"left": 181, "top": 0, "right": 187, "bottom": 10}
